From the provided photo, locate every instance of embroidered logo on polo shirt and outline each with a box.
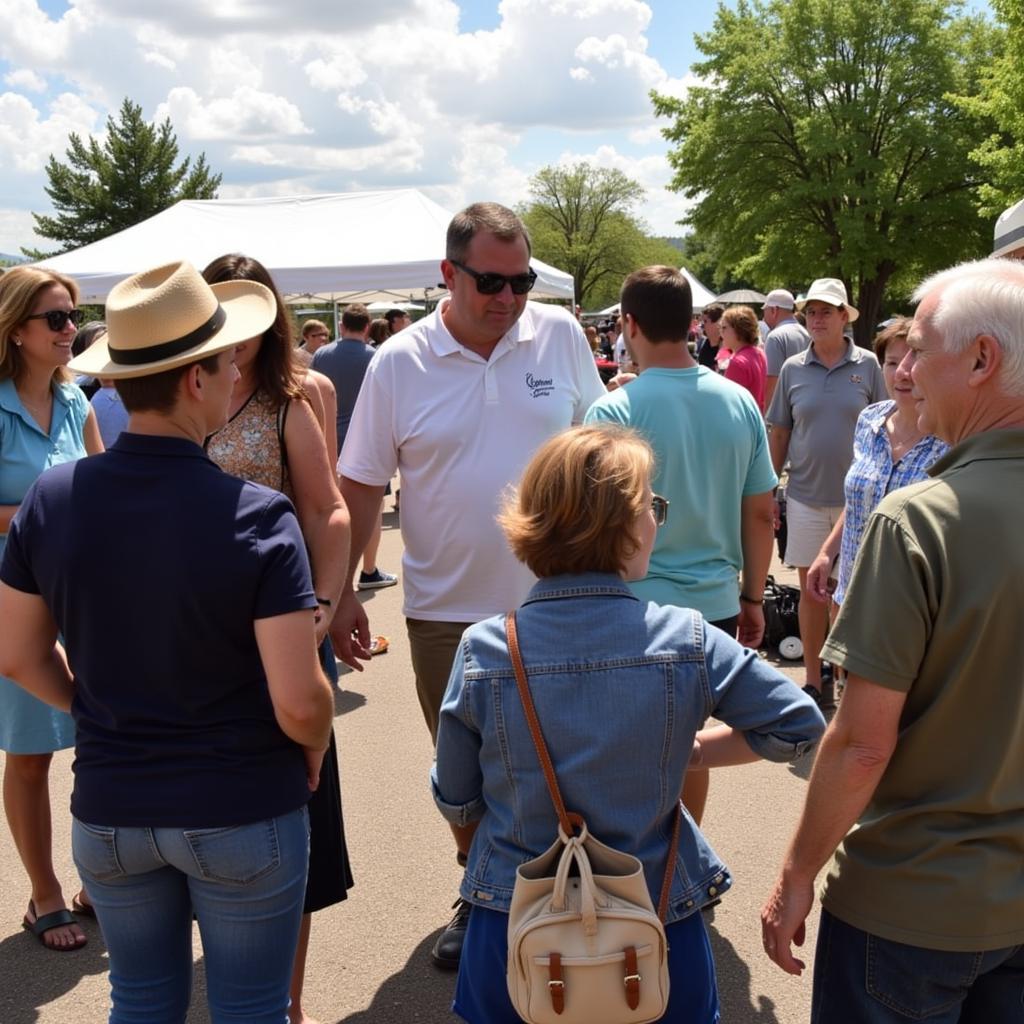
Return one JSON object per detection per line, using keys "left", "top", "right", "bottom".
{"left": 849, "top": 374, "right": 863, "bottom": 383}
{"left": 525, "top": 372, "right": 554, "bottom": 397}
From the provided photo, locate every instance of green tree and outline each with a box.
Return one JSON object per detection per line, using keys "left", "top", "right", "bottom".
{"left": 652, "top": 0, "right": 997, "bottom": 340}
{"left": 954, "top": 0, "right": 1023, "bottom": 218}
{"left": 519, "top": 163, "right": 653, "bottom": 307}
{"left": 27, "top": 98, "right": 221, "bottom": 257}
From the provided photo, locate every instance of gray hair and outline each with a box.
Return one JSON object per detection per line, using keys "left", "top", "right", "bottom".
{"left": 446, "top": 202, "right": 531, "bottom": 263}
{"left": 912, "top": 258, "right": 1024, "bottom": 397}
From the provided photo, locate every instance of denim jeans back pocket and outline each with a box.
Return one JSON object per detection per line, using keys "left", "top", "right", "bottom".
{"left": 183, "top": 819, "right": 282, "bottom": 886}
{"left": 866, "top": 933, "right": 983, "bottom": 1020}
{"left": 72, "top": 819, "right": 125, "bottom": 881}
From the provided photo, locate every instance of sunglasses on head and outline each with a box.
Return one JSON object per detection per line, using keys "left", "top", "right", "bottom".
{"left": 651, "top": 494, "right": 669, "bottom": 527}
{"left": 450, "top": 260, "right": 537, "bottom": 296}
{"left": 25, "top": 308, "right": 85, "bottom": 331}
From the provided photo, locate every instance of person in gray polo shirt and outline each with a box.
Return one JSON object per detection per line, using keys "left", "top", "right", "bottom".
{"left": 766, "top": 279, "right": 885, "bottom": 704}
{"left": 762, "top": 288, "right": 811, "bottom": 409}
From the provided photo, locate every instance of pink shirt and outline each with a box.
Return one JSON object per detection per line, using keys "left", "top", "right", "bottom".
{"left": 725, "top": 345, "right": 767, "bottom": 411}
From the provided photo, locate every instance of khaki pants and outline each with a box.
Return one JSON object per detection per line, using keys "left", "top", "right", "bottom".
{"left": 405, "top": 618, "right": 473, "bottom": 743}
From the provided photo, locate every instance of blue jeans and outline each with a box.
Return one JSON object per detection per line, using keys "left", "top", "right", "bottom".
{"left": 813, "top": 909, "right": 1024, "bottom": 1023}
{"left": 73, "top": 807, "right": 310, "bottom": 1024}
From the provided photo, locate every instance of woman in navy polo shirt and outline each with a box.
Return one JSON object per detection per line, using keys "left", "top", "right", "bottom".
{"left": 0, "top": 261, "right": 336, "bottom": 1023}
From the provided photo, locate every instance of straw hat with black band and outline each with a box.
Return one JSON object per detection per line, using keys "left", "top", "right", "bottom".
{"left": 69, "top": 260, "right": 276, "bottom": 379}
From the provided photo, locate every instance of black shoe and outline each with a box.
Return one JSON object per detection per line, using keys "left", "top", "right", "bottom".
{"left": 803, "top": 683, "right": 835, "bottom": 709}
{"left": 431, "top": 897, "right": 471, "bottom": 970}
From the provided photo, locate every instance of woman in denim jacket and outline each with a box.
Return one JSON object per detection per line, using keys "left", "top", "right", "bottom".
{"left": 432, "top": 424, "right": 826, "bottom": 1023}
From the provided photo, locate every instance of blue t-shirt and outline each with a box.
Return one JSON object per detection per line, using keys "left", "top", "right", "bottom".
{"left": 585, "top": 367, "right": 777, "bottom": 620}
{"left": 311, "top": 337, "right": 375, "bottom": 452}
{"left": 0, "top": 433, "right": 317, "bottom": 828}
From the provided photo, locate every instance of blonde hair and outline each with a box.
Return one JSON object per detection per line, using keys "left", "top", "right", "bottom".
{"left": 499, "top": 424, "right": 653, "bottom": 577}
{"left": 0, "top": 266, "right": 79, "bottom": 383}
{"left": 720, "top": 305, "right": 760, "bottom": 348}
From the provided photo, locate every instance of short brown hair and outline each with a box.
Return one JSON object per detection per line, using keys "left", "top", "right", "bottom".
{"left": 116, "top": 353, "right": 222, "bottom": 413}
{"left": 499, "top": 424, "right": 653, "bottom": 578}
{"left": 446, "top": 202, "right": 532, "bottom": 263}
{"left": 341, "top": 303, "right": 370, "bottom": 333}
{"left": 620, "top": 266, "right": 692, "bottom": 344}
{"left": 720, "top": 305, "right": 760, "bottom": 347}
{"left": 0, "top": 266, "right": 79, "bottom": 384}
{"left": 301, "top": 318, "right": 329, "bottom": 340}
{"left": 874, "top": 315, "right": 912, "bottom": 364}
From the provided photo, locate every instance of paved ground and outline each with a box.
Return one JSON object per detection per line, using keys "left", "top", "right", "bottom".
{"left": 0, "top": 511, "right": 827, "bottom": 1023}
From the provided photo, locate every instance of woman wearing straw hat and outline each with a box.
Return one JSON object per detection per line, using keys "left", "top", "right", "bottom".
{"left": 0, "top": 266, "right": 103, "bottom": 952}
{"left": 0, "top": 260, "right": 336, "bottom": 1023}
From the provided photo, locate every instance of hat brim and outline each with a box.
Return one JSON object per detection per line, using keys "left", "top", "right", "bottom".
{"left": 795, "top": 294, "right": 859, "bottom": 322}
{"left": 69, "top": 280, "right": 277, "bottom": 379}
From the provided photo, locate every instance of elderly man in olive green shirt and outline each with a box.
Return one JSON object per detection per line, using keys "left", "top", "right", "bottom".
{"left": 761, "top": 257, "right": 1024, "bottom": 1022}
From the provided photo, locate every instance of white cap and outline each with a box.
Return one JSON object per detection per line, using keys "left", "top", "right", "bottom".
{"left": 763, "top": 288, "right": 795, "bottom": 310}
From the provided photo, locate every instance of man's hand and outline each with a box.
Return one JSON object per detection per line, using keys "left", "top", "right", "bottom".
{"left": 760, "top": 870, "right": 814, "bottom": 976}
{"left": 737, "top": 600, "right": 765, "bottom": 648}
{"left": 806, "top": 550, "right": 834, "bottom": 604}
{"left": 607, "top": 372, "right": 637, "bottom": 391}
{"left": 304, "top": 746, "right": 328, "bottom": 791}
{"left": 328, "top": 590, "right": 372, "bottom": 671}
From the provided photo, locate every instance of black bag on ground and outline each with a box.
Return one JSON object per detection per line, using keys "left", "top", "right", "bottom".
{"left": 762, "top": 575, "right": 801, "bottom": 651}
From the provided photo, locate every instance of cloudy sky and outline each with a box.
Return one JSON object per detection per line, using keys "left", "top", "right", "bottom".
{"left": 0, "top": 0, "right": 731, "bottom": 256}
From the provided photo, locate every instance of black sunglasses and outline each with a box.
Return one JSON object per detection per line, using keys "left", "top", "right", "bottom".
{"left": 651, "top": 494, "right": 669, "bottom": 527}
{"left": 25, "top": 308, "right": 85, "bottom": 331}
{"left": 450, "top": 260, "right": 537, "bottom": 296}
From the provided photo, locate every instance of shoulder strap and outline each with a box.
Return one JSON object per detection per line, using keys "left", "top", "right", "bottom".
{"left": 506, "top": 612, "right": 577, "bottom": 838}
{"left": 505, "top": 610, "right": 684, "bottom": 923}
{"left": 276, "top": 398, "right": 291, "bottom": 490}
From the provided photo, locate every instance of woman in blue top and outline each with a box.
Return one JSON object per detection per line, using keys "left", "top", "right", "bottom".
{"left": 0, "top": 267, "right": 103, "bottom": 950}
{"left": 432, "top": 424, "right": 826, "bottom": 1023}
{"left": 805, "top": 319, "right": 948, "bottom": 686}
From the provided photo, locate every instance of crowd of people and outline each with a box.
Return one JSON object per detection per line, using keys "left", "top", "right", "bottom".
{"left": 0, "top": 199, "right": 1022, "bottom": 1024}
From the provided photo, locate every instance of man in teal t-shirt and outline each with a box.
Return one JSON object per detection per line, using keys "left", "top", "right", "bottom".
{"left": 585, "top": 265, "right": 777, "bottom": 822}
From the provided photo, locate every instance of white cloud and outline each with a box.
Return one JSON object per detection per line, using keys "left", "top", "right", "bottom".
{"left": 0, "top": 0, "right": 699, "bottom": 251}
{"left": 0, "top": 91, "right": 100, "bottom": 175}
{"left": 156, "top": 86, "right": 312, "bottom": 140}
{"left": 4, "top": 68, "right": 47, "bottom": 92}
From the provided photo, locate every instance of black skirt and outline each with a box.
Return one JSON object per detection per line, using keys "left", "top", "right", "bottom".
{"left": 305, "top": 639, "right": 355, "bottom": 914}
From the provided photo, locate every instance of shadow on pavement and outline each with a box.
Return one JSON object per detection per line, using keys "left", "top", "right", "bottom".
{"left": 334, "top": 687, "right": 368, "bottom": 716}
{"left": 336, "top": 934, "right": 459, "bottom": 1023}
{"left": 0, "top": 919, "right": 109, "bottom": 1024}
{"left": 707, "top": 921, "right": 782, "bottom": 1024}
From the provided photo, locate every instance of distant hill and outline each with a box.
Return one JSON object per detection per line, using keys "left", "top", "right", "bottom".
{"left": 657, "top": 237, "right": 686, "bottom": 253}
{"left": 0, "top": 252, "right": 29, "bottom": 266}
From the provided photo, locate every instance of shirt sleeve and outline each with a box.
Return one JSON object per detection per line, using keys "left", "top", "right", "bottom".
{"left": 570, "top": 326, "right": 608, "bottom": 423}
{"left": 337, "top": 350, "right": 398, "bottom": 486}
{"left": 252, "top": 493, "right": 317, "bottom": 619}
{"left": 431, "top": 637, "right": 486, "bottom": 826}
{"left": 583, "top": 390, "right": 629, "bottom": 426}
{"left": 742, "top": 406, "right": 779, "bottom": 496}
{"left": 0, "top": 490, "right": 40, "bottom": 595}
{"left": 822, "top": 508, "right": 930, "bottom": 691}
{"left": 765, "top": 334, "right": 787, "bottom": 376}
{"left": 702, "top": 620, "right": 826, "bottom": 760}
{"left": 765, "top": 363, "right": 793, "bottom": 428}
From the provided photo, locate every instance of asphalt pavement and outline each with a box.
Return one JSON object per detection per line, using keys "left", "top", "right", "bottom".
{"left": 0, "top": 510, "right": 825, "bottom": 1023}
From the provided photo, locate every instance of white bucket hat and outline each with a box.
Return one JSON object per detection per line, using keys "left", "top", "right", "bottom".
{"left": 70, "top": 260, "right": 276, "bottom": 379}
{"left": 795, "top": 278, "right": 859, "bottom": 322}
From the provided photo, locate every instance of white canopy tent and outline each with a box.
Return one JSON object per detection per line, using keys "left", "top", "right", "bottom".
{"left": 584, "top": 266, "right": 716, "bottom": 317}
{"left": 32, "top": 190, "right": 576, "bottom": 303}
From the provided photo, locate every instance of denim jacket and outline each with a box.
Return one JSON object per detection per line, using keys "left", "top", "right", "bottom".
{"left": 431, "top": 573, "right": 825, "bottom": 923}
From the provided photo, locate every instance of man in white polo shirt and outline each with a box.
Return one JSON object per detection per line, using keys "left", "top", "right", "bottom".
{"left": 332, "top": 202, "right": 605, "bottom": 969}
{"left": 766, "top": 278, "right": 885, "bottom": 705}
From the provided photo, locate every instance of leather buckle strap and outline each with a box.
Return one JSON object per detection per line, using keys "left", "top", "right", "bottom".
{"left": 548, "top": 952, "right": 565, "bottom": 1014}
{"left": 623, "top": 945, "right": 641, "bottom": 1010}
